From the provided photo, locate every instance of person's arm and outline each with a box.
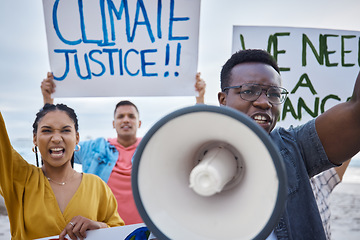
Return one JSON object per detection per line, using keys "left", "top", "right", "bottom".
{"left": 334, "top": 159, "right": 351, "bottom": 181}
{"left": 41, "top": 72, "right": 56, "bottom": 105}
{"left": 195, "top": 72, "right": 206, "bottom": 104}
{"left": 315, "top": 72, "right": 360, "bottom": 165}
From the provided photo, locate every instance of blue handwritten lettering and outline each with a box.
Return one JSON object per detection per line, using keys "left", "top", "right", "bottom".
{"left": 124, "top": 49, "right": 140, "bottom": 76}
{"left": 89, "top": 49, "right": 106, "bottom": 76}
{"left": 53, "top": 0, "right": 81, "bottom": 45}
{"left": 141, "top": 49, "right": 158, "bottom": 76}
{"left": 130, "top": 0, "right": 155, "bottom": 43}
{"left": 53, "top": 49, "right": 77, "bottom": 80}
{"left": 74, "top": 52, "right": 91, "bottom": 80}
{"left": 169, "top": 0, "right": 189, "bottom": 41}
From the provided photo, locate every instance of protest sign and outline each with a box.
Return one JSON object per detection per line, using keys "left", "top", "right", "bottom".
{"left": 36, "top": 223, "right": 155, "bottom": 240}
{"left": 232, "top": 26, "right": 360, "bottom": 128}
{"left": 42, "top": 0, "right": 201, "bottom": 97}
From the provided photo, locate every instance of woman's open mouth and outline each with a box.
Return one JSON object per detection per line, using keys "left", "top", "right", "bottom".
{"left": 49, "top": 148, "right": 65, "bottom": 158}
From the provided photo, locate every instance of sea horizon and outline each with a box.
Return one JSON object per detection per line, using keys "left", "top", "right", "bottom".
{"left": 10, "top": 137, "right": 360, "bottom": 170}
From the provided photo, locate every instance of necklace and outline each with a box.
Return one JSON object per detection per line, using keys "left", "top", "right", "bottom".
{"left": 46, "top": 171, "right": 77, "bottom": 186}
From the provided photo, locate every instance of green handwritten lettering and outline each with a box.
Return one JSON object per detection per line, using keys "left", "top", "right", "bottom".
{"left": 297, "top": 97, "right": 319, "bottom": 120}
{"left": 323, "top": 34, "right": 338, "bottom": 67}
{"left": 341, "top": 35, "right": 356, "bottom": 67}
{"left": 267, "top": 32, "right": 290, "bottom": 71}
{"left": 281, "top": 97, "right": 297, "bottom": 121}
{"left": 291, "top": 73, "right": 317, "bottom": 95}
{"left": 302, "top": 34, "right": 324, "bottom": 66}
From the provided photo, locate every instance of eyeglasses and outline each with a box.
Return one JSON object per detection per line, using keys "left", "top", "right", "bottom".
{"left": 222, "top": 83, "right": 289, "bottom": 105}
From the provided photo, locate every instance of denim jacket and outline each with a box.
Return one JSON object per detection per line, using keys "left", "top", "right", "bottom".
{"left": 74, "top": 138, "right": 118, "bottom": 183}
{"left": 271, "top": 119, "right": 336, "bottom": 239}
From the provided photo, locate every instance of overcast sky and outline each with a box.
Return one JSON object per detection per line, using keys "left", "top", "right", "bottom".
{"left": 1, "top": 0, "right": 360, "bottom": 143}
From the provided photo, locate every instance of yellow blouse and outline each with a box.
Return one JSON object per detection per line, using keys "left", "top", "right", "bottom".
{"left": 0, "top": 113, "right": 124, "bottom": 239}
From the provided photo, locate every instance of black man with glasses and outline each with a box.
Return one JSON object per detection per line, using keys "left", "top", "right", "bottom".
{"left": 217, "top": 49, "right": 360, "bottom": 240}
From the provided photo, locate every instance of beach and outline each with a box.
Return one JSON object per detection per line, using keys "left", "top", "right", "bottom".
{"left": 0, "top": 215, "right": 10, "bottom": 240}
{"left": 331, "top": 167, "right": 360, "bottom": 240}
{"left": 1, "top": 167, "right": 359, "bottom": 239}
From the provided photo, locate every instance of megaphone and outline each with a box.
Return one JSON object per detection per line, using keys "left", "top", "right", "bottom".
{"left": 132, "top": 105, "right": 287, "bottom": 240}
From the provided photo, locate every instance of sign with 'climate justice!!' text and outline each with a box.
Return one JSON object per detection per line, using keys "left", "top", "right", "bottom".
{"left": 232, "top": 26, "right": 360, "bottom": 128}
{"left": 42, "top": 0, "right": 201, "bottom": 97}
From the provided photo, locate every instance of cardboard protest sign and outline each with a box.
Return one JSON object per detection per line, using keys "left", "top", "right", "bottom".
{"left": 42, "top": 0, "right": 201, "bottom": 97}
{"left": 232, "top": 26, "right": 360, "bottom": 128}
{"left": 36, "top": 223, "right": 155, "bottom": 240}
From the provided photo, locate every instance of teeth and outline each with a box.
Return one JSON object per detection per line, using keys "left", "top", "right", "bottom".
{"left": 51, "top": 148, "right": 63, "bottom": 152}
{"left": 50, "top": 148, "right": 64, "bottom": 157}
{"left": 51, "top": 152, "right": 63, "bottom": 157}
{"left": 253, "top": 115, "right": 267, "bottom": 121}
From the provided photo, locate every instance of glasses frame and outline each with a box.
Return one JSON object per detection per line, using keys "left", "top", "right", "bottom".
{"left": 222, "top": 83, "right": 289, "bottom": 105}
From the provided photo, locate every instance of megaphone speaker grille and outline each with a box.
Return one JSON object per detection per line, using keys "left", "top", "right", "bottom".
{"left": 132, "top": 105, "right": 287, "bottom": 240}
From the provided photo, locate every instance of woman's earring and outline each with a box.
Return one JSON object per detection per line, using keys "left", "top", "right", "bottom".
{"left": 74, "top": 144, "right": 81, "bottom": 152}
{"left": 32, "top": 146, "right": 39, "bottom": 167}
{"left": 32, "top": 146, "right": 37, "bottom": 153}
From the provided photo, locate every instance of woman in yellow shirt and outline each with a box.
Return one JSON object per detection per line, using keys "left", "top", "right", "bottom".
{"left": 0, "top": 104, "right": 124, "bottom": 240}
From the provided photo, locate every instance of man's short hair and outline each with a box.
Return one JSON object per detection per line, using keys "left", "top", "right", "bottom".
{"left": 114, "top": 100, "right": 139, "bottom": 116}
{"left": 220, "top": 49, "right": 280, "bottom": 91}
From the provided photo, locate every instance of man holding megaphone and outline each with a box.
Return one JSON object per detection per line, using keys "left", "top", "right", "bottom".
{"left": 216, "top": 49, "right": 360, "bottom": 239}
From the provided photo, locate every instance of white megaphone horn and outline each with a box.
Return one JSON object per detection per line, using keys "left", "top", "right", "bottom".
{"left": 132, "top": 104, "right": 287, "bottom": 240}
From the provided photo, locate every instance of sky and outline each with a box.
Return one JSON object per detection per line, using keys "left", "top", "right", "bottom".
{"left": 1, "top": 0, "right": 360, "bottom": 145}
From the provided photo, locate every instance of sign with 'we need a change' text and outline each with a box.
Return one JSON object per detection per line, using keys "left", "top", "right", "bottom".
{"left": 232, "top": 26, "right": 360, "bottom": 128}
{"left": 42, "top": 0, "right": 201, "bottom": 97}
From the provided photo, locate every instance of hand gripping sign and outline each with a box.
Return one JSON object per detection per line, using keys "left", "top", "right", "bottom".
{"left": 36, "top": 223, "right": 155, "bottom": 240}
